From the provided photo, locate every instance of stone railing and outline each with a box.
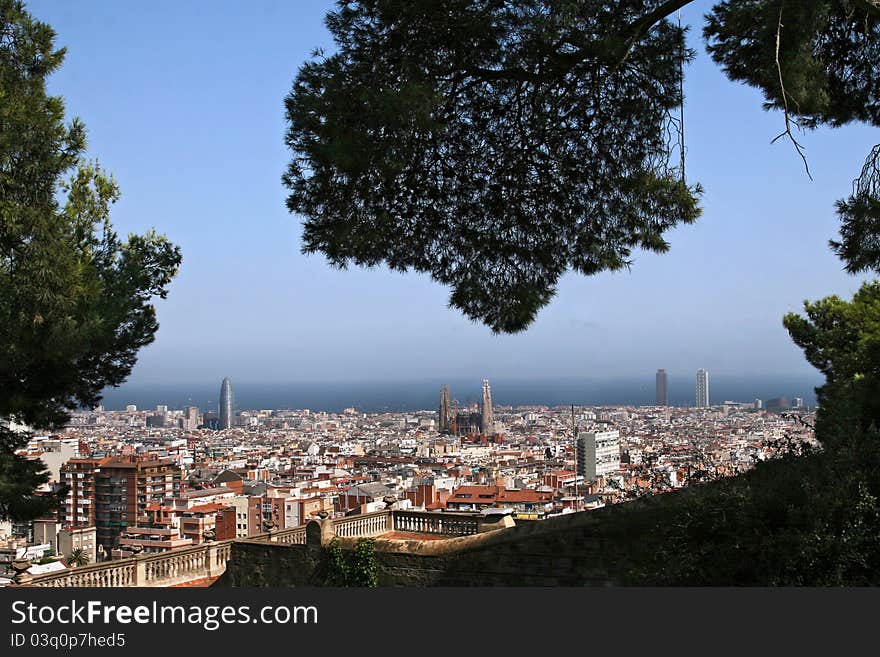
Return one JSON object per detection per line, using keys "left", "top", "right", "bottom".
{"left": 16, "top": 509, "right": 495, "bottom": 587}
{"left": 333, "top": 511, "right": 393, "bottom": 538}
{"left": 248, "top": 525, "right": 308, "bottom": 545}
{"left": 26, "top": 558, "right": 138, "bottom": 588}
{"left": 140, "top": 542, "right": 231, "bottom": 585}
{"left": 391, "top": 510, "right": 479, "bottom": 536}
{"left": 24, "top": 540, "right": 233, "bottom": 588}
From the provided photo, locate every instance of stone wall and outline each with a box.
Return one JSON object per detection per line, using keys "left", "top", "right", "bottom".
{"left": 217, "top": 541, "right": 323, "bottom": 587}
{"left": 216, "top": 497, "right": 673, "bottom": 587}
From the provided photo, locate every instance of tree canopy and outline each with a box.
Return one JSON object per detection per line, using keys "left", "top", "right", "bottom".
{"left": 284, "top": 0, "right": 880, "bottom": 333}
{"left": 0, "top": 0, "right": 181, "bottom": 521}
{"left": 784, "top": 281, "right": 880, "bottom": 448}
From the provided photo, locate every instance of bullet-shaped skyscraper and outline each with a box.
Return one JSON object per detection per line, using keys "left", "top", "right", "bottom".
{"left": 656, "top": 369, "right": 668, "bottom": 406}
{"left": 696, "top": 369, "right": 709, "bottom": 408}
{"left": 219, "top": 377, "right": 234, "bottom": 430}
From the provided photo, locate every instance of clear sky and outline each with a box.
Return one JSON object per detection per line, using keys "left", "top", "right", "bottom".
{"left": 25, "top": 0, "right": 876, "bottom": 385}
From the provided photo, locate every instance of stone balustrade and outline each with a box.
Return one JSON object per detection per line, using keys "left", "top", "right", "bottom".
{"left": 17, "top": 509, "right": 491, "bottom": 587}
{"left": 332, "top": 511, "right": 393, "bottom": 538}
{"left": 27, "top": 559, "right": 138, "bottom": 588}
{"left": 391, "top": 510, "right": 479, "bottom": 536}
{"left": 254, "top": 525, "right": 308, "bottom": 545}
{"left": 25, "top": 541, "right": 233, "bottom": 588}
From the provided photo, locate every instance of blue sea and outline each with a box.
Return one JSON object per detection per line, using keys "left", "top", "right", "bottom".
{"left": 96, "top": 375, "right": 823, "bottom": 413}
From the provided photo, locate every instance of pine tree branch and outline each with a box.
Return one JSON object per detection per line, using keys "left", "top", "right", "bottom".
{"left": 460, "top": 0, "right": 698, "bottom": 84}
{"left": 771, "top": 2, "right": 813, "bottom": 181}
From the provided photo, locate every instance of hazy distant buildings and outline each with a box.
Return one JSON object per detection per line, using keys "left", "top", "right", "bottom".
{"left": 766, "top": 397, "right": 791, "bottom": 410}
{"left": 455, "top": 410, "right": 482, "bottom": 436}
{"left": 577, "top": 430, "right": 621, "bottom": 480}
{"left": 202, "top": 411, "right": 219, "bottom": 431}
{"left": 219, "top": 377, "right": 234, "bottom": 430}
{"left": 181, "top": 406, "right": 200, "bottom": 431}
{"left": 145, "top": 413, "right": 168, "bottom": 428}
{"left": 439, "top": 385, "right": 451, "bottom": 434}
{"left": 442, "top": 379, "right": 496, "bottom": 436}
{"left": 696, "top": 369, "right": 709, "bottom": 407}
{"left": 656, "top": 369, "right": 668, "bottom": 406}
{"left": 481, "top": 379, "right": 494, "bottom": 435}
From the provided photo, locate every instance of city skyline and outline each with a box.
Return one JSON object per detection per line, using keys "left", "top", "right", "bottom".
{"left": 23, "top": 0, "right": 873, "bottom": 386}
{"left": 92, "top": 372, "right": 817, "bottom": 416}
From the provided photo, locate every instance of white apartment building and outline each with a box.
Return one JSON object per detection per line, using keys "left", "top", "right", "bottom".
{"left": 696, "top": 369, "right": 710, "bottom": 407}
{"left": 578, "top": 430, "right": 621, "bottom": 480}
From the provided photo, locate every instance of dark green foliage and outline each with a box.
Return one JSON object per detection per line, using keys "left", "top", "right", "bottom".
{"left": 783, "top": 281, "right": 880, "bottom": 449}
{"left": 832, "top": 144, "right": 880, "bottom": 274}
{"left": 285, "top": 1, "right": 880, "bottom": 332}
{"left": 704, "top": 0, "right": 880, "bottom": 129}
{"left": 322, "top": 537, "right": 378, "bottom": 587}
{"left": 349, "top": 538, "right": 378, "bottom": 587}
{"left": 0, "top": 0, "right": 181, "bottom": 521}
{"left": 832, "top": 194, "right": 880, "bottom": 273}
{"left": 613, "top": 438, "right": 880, "bottom": 585}
{"left": 323, "top": 537, "right": 349, "bottom": 585}
{"left": 285, "top": 0, "right": 701, "bottom": 333}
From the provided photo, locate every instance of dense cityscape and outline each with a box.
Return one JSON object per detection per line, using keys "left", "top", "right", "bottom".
{"left": 1, "top": 1, "right": 876, "bottom": 649}
{"left": 0, "top": 372, "right": 816, "bottom": 585}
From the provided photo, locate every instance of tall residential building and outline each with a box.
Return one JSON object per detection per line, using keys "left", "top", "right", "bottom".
{"left": 93, "top": 456, "right": 181, "bottom": 555}
{"left": 219, "top": 377, "right": 234, "bottom": 430}
{"left": 578, "top": 430, "right": 621, "bottom": 480}
{"left": 60, "top": 458, "right": 102, "bottom": 528}
{"left": 480, "top": 379, "right": 493, "bottom": 435}
{"left": 656, "top": 369, "right": 668, "bottom": 406}
{"left": 439, "top": 385, "right": 451, "bottom": 434}
{"left": 181, "top": 405, "right": 200, "bottom": 431}
{"left": 696, "top": 369, "right": 709, "bottom": 407}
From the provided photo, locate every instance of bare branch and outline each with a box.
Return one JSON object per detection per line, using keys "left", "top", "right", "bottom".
{"left": 853, "top": 144, "right": 880, "bottom": 198}
{"left": 772, "top": 2, "right": 813, "bottom": 180}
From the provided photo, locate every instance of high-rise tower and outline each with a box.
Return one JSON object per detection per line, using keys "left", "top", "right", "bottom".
{"left": 439, "top": 385, "right": 451, "bottom": 433}
{"left": 480, "top": 379, "right": 493, "bottom": 435}
{"left": 656, "top": 369, "right": 668, "bottom": 406}
{"left": 219, "top": 377, "right": 234, "bottom": 430}
{"left": 695, "top": 369, "right": 709, "bottom": 408}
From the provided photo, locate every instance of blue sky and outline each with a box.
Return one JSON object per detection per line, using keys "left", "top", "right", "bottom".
{"left": 26, "top": 0, "right": 875, "bottom": 384}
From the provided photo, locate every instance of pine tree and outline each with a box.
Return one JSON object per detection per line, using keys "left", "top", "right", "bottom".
{"left": 0, "top": 0, "right": 181, "bottom": 521}
{"left": 284, "top": 0, "right": 879, "bottom": 333}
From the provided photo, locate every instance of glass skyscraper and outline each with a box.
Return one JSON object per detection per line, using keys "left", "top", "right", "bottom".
{"left": 219, "top": 377, "right": 234, "bottom": 430}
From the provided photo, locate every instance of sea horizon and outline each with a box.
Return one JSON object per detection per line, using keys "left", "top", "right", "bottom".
{"left": 95, "top": 374, "right": 823, "bottom": 414}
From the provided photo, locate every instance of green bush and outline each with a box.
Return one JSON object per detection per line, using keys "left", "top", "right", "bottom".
{"left": 323, "top": 537, "right": 378, "bottom": 587}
